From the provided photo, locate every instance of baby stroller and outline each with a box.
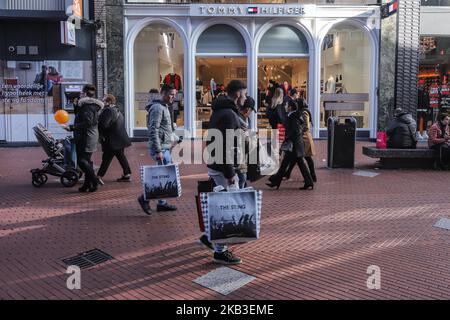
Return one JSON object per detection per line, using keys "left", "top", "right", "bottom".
{"left": 30, "top": 123, "right": 81, "bottom": 187}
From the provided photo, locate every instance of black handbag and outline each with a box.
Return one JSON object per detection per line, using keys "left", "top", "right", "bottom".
{"left": 280, "top": 139, "right": 293, "bottom": 152}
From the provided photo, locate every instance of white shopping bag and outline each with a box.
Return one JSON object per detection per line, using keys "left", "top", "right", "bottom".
{"left": 200, "top": 189, "right": 263, "bottom": 244}
{"left": 140, "top": 164, "right": 182, "bottom": 200}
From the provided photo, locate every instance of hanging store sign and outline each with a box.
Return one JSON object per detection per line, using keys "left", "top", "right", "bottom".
{"left": 190, "top": 4, "right": 314, "bottom": 17}
{"left": 61, "top": 21, "right": 76, "bottom": 46}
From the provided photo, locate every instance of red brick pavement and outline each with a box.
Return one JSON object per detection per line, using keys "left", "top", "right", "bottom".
{"left": 1, "top": 141, "right": 450, "bottom": 300}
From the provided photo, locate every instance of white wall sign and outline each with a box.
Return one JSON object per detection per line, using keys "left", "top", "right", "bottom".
{"left": 190, "top": 4, "right": 315, "bottom": 17}
{"left": 60, "top": 21, "right": 76, "bottom": 46}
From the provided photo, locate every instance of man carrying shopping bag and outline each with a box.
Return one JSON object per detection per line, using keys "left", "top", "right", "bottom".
{"left": 205, "top": 80, "right": 249, "bottom": 265}
{"left": 137, "top": 84, "right": 182, "bottom": 214}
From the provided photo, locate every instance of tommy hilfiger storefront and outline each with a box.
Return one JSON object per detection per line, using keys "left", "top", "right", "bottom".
{"left": 124, "top": 2, "right": 380, "bottom": 138}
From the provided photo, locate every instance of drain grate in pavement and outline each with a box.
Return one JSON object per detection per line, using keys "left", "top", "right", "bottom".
{"left": 193, "top": 267, "right": 255, "bottom": 295}
{"left": 62, "top": 249, "right": 113, "bottom": 269}
{"left": 353, "top": 170, "right": 379, "bottom": 178}
{"left": 434, "top": 218, "right": 450, "bottom": 230}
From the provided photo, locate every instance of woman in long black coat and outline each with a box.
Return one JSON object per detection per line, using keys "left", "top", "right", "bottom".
{"left": 97, "top": 94, "right": 132, "bottom": 183}
{"left": 64, "top": 84, "right": 103, "bottom": 192}
{"left": 266, "top": 100, "right": 314, "bottom": 190}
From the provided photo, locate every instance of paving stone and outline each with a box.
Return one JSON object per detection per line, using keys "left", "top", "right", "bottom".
{"left": 352, "top": 170, "right": 379, "bottom": 178}
{"left": 193, "top": 267, "right": 256, "bottom": 295}
{"left": 434, "top": 218, "right": 450, "bottom": 230}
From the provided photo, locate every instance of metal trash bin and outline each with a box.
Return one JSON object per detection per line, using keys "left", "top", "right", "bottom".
{"left": 327, "top": 116, "right": 356, "bottom": 168}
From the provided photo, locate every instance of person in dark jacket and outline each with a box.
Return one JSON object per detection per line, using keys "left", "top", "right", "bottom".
{"left": 205, "top": 79, "right": 247, "bottom": 265}
{"left": 386, "top": 108, "right": 417, "bottom": 149}
{"left": 266, "top": 100, "right": 314, "bottom": 190}
{"left": 284, "top": 98, "right": 317, "bottom": 182}
{"left": 64, "top": 84, "right": 103, "bottom": 192}
{"left": 96, "top": 94, "right": 132, "bottom": 184}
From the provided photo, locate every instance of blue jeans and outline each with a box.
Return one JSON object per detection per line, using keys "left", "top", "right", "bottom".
{"left": 237, "top": 171, "right": 247, "bottom": 189}
{"left": 149, "top": 148, "right": 172, "bottom": 205}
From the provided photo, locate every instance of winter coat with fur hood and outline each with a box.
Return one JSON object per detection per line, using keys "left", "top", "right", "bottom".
{"left": 70, "top": 97, "right": 103, "bottom": 153}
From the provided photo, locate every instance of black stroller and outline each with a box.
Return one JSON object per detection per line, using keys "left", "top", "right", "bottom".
{"left": 30, "top": 123, "right": 81, "bottom": 187}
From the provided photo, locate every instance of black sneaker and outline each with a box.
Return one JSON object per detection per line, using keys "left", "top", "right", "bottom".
{"left": 198, "top": 234, "right": 214, "bottom": 251}
{"left": 117, "top": 175, "right": 131, "bottom": 182}
{"left": 137, "top": 195, "right": 151, "bottom": 215}
{"left": 156, "top": 203, "right": 177, "bottom": 212}
{"left": 213, "top": 251, "right": 242, "bottom": 265}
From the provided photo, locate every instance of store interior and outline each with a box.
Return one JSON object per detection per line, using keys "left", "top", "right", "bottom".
{"left": 195, "top": 57, "right": 247, "bottom": 130}
{"left": 257, "top": 58, "right": 309, "bottom": 129}
{"left": 417, "top": 36, "right": 450, "bottom": 134}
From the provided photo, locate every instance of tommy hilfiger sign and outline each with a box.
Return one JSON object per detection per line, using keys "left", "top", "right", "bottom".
{"left": 190, "top": 4, "right": 313, "bottom": 17}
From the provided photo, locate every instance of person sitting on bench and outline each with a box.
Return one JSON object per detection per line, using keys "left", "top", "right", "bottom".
{"left": 386, "top": 108, "right": 417, "bottom": 149}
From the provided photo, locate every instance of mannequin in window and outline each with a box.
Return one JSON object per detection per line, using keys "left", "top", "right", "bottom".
{"left": 163, "top": 67, "right": 182, "bottom": 91}
{"left": 210, "top": 78, "right": 217, "bottom": 98}
{"left": 325, "top": 75, "right": 335, "bottom": 93}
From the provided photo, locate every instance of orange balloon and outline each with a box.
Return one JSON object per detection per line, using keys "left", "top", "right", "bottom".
{"left": 54, "top": 110, "right": 69, "bottom": 124}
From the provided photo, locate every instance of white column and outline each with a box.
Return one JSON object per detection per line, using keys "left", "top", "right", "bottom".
{"left": 311, "top": 37, "right": 321, "bottom": 139}
{"left": 186, "top": 47, "right": 197, "bottom": 138}
{"left": 249, "top": 28, "right": 258, "bottom": 131}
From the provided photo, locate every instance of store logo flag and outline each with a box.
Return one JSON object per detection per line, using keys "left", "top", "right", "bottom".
{"left": 247, "top": 7, "right": 258, "bottom": 14}
{"left": 389, "top": 1, "right": 398, "bottom": 13}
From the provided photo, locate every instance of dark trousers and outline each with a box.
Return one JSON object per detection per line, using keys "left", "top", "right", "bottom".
{"left": 270, "top": 152, "right": 313, "bottom": 186}
{"left": 97, "top": 148, "right": 131, "bottom": 177}
{"left": 431, "top": 143, "right": 450, "bottom": 167}
{"left": 285, "top": 156, "right": 316, "bottom": 181}
{"left": 77, "top": 151, "right": 96, "bottom": 187}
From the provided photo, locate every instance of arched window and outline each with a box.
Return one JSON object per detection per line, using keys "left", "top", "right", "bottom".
{"left": 257, "top": 25, "right": 310, "bottom": 129}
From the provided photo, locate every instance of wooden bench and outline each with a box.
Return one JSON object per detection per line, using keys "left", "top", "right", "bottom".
{"left": 362, "top": 146, "right": 437, "bottom": 168}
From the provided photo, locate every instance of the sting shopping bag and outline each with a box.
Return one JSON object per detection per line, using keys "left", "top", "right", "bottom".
{"left": 195, "top": 179, "right": 215, "bottom": 232}
{"left": 140, "top": 164, "right": 182, "bottom": 200}
{"left": 200, "top": 189, "right": 263, "bottom": 244}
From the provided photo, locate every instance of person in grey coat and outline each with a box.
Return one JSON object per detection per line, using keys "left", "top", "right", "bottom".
{"left": 137, "top": 84, "right": 182, "bottom": 214}
{"left": 64, "top": 84, "right": 103, "bottom": 192}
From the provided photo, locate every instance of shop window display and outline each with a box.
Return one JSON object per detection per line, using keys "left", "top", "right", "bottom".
{"left": 320, "top": 24, "right": 371, "bottom": 129}
{"left": 417, "top": 36, "right": 450, "bottom": 137}
{"left": 134, "top": 24, "right": 184, "bottom": 129}
{"left": 0, "top": 60, "right": 92, "bottom": 142}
